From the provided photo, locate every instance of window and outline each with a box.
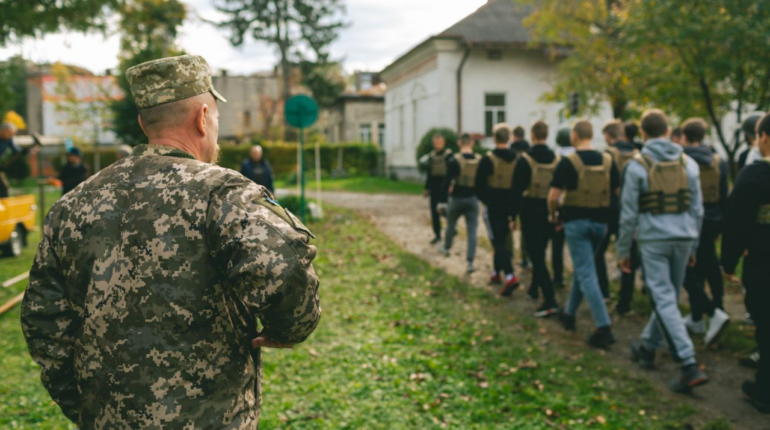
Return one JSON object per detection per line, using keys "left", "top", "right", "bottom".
{"left": 484, "top": 93, "right": 506, "bottom": 137}
{"left": 360, "top": 123, "right": 372, "bottom": 142}
{"left": 378, "top": 123, "right": 385, "bottom": 146}
{"left": 487, "top": 50, "right": 503, "bottom": 60}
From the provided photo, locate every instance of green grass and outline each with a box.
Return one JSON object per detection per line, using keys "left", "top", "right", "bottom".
{"left": 0, "top": 205, "right": 731, "bottom": 428}
{"left": 277, "top": 176, "right": 423, "bottom": 195}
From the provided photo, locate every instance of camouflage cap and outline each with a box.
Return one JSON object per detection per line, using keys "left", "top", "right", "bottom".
{"left": 126, "top": 55, "right": 227, "bottom": 109}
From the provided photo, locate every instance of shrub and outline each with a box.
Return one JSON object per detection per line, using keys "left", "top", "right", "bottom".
{"left": 52, "top": 148, "right": 122, "bottom": 174}
{"left": 415, "top": 128, "right": 459, "bottom": 172}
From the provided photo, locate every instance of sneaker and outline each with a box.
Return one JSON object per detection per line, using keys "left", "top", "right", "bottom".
{"left": 669, "top": 364, "right": 709, "bottom": 394}
{"left": 438, "top": 245, "right": 450, "bottom": 257}
{"left": 520, "top": 259, "right": 531, "bottom": 270}
{"left": 551, "top": 279, "right": 564, "bottom": 289}
{"left": 629, "top": 340, "right": 655, "bottom": 369}
{"left": 489, "top": 274, "right": 502, "bottom": 285}
{"left": 527, "top": 285, "right": 539, "bottom": 300}
{"left": 704, "top": 308, "right": 730, "bottom": 345}
{"left": 534, "top": 303, "right": 559, "bottom": 318}
{"left": 740, "top": 349, "right": 761, "bottom": 369}
{"left": 559, "top": 311, "right": 576, "bottom": 332}
{"left": 430, "top": 237, "right": 441, "bottom": 245}
{"left": 742, "top": 381, "right": 770, "bottom": 414}
{"left": 683, "top": 314, "right": 706, "bottom": 335}
{"left": 616, "top": 305, "right": 631, "bottom": 317}
{"left": 466, "top": 262, "right": 476, "bottom": 274}
{"left": 586, "top": 327, "right": 616, "bottom": 349}
{"left": 498, "top": 276, "right": 521, "bottom": 297}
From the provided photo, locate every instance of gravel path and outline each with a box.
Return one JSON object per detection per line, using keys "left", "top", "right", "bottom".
{"left": 315, "top": 190, "right": 766, "bottom": 430}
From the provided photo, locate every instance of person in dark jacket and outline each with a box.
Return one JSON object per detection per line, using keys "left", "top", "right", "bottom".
{"left": 510, "top": 126, "right": 531, "bottom": 155}
{"left": 678, "top": 118, "right": 730, "bottom": 345}
{"left": 58, "top": 147, "right": 89, "bottom": 196}
{"left": 424, "top": 134, "right": 452, "bottom": 244}
{"left": 722, "top": 112, "right": 770, "bottom": 414}
{"left": 240, "top": 145, "right": 275, "bottom": 193}
{"left": 737, "top": 114, "right": 763, "bottom": 172}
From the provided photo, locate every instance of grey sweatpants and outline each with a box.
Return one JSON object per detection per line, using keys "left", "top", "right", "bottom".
{"left": 444, "top": 196, "right": 479, "bottom": 263}
{"left": 638, "top": 240, "right": 698, "bottom": 366}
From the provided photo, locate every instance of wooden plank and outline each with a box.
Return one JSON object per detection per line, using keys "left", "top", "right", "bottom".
{"left": 2, "top": 271, "right": 29, "bottom": 288}
{"left": 0, "top": 292, "right": 24, "bottom": 315}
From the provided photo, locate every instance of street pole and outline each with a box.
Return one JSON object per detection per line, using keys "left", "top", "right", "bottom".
{"left": 37, "top": 145, "right": 44, "bottom": 230}
{"left": 299, "top": 126, "right": 306, "bottom": 222}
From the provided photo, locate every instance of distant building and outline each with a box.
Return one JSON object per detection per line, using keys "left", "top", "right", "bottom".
{"left": 380, "top": 0, "right": 612, "bottom": 178}
{"left": 326, "top": 72, "right": 385, "bottom": 145}
{"left": 212, "top": 71, "right": 282, "bottom": 141}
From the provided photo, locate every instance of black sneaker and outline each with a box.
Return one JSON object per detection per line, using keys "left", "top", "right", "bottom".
{"left": 669, "top": 364, "right": 709, "bottom": 394}
{"left": 559, "top": 311, "right": 576, "bottom": 332}
{"left": 629, "top": 340, "right": 655, "bottom": 369}
{"left": 743, "top": 381, "right": 770, "bottom": 414}
{"left": 430, "top": 237, "right": 441, "bottom": 245}
{"left": 534, "top": 303, "right": 559, "bottom": 318}
{"left": 527, "top": 285, "right": 539, "bottom": 300}
{"left": 586, "top": 327, "right": 616, "bottom": 349}
{"left": 615, "top": 304, "right": 631, "bottom": 317}
{"left": 552, "top": 279, "right": 565, "bottom": 289}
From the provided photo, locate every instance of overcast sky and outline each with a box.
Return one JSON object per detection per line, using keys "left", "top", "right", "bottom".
{"left": 0, "top": 0, "right": 487, "bottom": 75}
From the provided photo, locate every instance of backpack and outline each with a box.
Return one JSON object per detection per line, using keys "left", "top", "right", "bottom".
{"left": 429, "top": 149, "right": 452, "bottom": 177}
{"left": 562, "top": 152, "right": 612, "bottom": 209}
{"left": 454, "top": 153, "right": 481, "bottom": 188}
{"left": 699, "top": 154, "right": 721, "bottom": 204}
{"left": 636, "top": 154, "right": 692, "bottom": 215}
{"left": 606, "top": 146, "right": 639, "bottom": 172}
{"left": 520, "top": 151, "right": 560, "bottom": 200}
{"left": 487, "top": 152, "right": 517, "bottom": 190}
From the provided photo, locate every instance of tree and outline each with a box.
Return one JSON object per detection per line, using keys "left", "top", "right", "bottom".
{"left": 110, "top": 0, "right": 187, "bottom": 145}
{"left": 299, "top": 59, "right": 346, "bottom": 108}
{"left": 0, "top": 0, "right": 120, "bottom": 46}
{"left": 0, "top": 56, "right": 32, "bottom": 120}
{"left": 214, "top": 0, "right": 346, "bottom": 106}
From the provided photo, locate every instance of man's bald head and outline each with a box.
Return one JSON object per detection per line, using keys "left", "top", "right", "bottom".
{"left": 250, "top": 145, "right": 263, "bottom": 161}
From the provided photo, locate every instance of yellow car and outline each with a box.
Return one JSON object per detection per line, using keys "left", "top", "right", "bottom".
{"left": 0, "top": 195, "right": 36, "bottom": 257}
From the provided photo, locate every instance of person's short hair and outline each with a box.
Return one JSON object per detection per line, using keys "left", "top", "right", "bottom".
{"left": 641, "top": 109, "right": 669, "bottom": 139}
{"left": 460, "top": 133, "right": 472, "bottom": 145}
{"left": 602, "top": 120, "right": 624, "bottom": 140}
{"left": 681, "top": 118, "right": 709, "bottom": 144}
{"left": 493, "top": 123, "right": 511, "bottom": 144}
{"left": 512, "top": 126, "right": 525, "bottom": 139}
{"left": 572, "top": 119, "right": 593, "bottom": 140}
{"left": 531, "top": 121, "right": 549, "bottom": 141}
{"left": 0, "top": 122, "right": 17, "bottom": 132}
{"left": 757, "top": 113, "right": 770, "bottom": 139}
{"left": 624, "top": 121, "right": 639, "bottom": 142}
{"left": 743, "top": 114, "right": 763, "bottom": 140}
{"left": 671, "top": 127, "right": 682, "bottom": 140}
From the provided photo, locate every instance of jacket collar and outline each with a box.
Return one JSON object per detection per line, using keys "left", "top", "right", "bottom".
{"left": 131, "top": 144, "right": 197, "bottom": 161}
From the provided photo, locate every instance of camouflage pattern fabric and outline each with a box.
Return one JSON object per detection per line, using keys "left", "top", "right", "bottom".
{"left": 126, "top": 55, "right": 227, "bottom": 109}
{"left": 21, "top": 144, "right": 321, "bottom": 429}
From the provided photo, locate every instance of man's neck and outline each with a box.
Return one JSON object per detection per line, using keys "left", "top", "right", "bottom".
{"left": 532, "top": 140, "right": 546, "bottom": 146}
{"left": 573, "top": 140, "right": 593, "bottom": 150}
{"left": 460, "top": 147, "right": 473, "bottom": 154}
{"left": 494, "top": 144, "right": 508, "bottom": 150}
{"left": 148, "top": 137, "right": 204, "bottom": 161}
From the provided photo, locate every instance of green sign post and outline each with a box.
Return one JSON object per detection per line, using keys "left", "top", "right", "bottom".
{"left": 284, "top": 94, "right": 319, "bottom": 222}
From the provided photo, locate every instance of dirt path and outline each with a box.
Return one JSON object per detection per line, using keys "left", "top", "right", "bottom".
{"left": 313, "top": 190, "right": 766, "bottom": 430}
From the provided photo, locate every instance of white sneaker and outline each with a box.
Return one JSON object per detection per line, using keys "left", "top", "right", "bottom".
{"left": 683, "top": 314, "right": 706, "bottom": 335}
{"left": 705, "top": 308, "right": 730, "bottom": 346}
{"left": 438, "top": 245, "right": 450, "bottom": 257}
{"left": 466, "top": 262, "right": 475, "bottom": 273}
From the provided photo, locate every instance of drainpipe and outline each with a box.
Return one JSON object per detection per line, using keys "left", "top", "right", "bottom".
{"left": 456, "top": 45, "right": 471, "bottom": 134}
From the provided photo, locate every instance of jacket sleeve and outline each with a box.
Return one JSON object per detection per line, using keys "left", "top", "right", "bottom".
{"left": 443, "top": 157, "right": 458, "bottom": 197}
{"left": 721, "top": 168, "right": 759, "bottom": 273}
{"left": 616, "top": 161, "right": 642, "bottom": 260}
{"left": 208, "top": 178, "right": 321, "bottom": 345}
{"left": 719, "top": 159, "right": 729, "bottom": 219}
{"left": 21, "top": 233, "right": 81, "bottom": 424}
{"left": 509, "top": 157, "right": 530, "bottom": 218}
{"left": 687, "top": 158, "right": 704, "bottom": 251}
{"left": 265, "top": 161, "right": 275, "bottom": 193}
{"left": 475, "top": 157, "right": 491, "bottom": 205}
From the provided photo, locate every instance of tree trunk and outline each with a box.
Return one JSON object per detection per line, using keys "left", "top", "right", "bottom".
{"left": 698, "top": 76, "right": 734, "bottom": 177}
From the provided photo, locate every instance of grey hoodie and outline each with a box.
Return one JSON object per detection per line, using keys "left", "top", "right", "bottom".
{"left": 616, "top": 139, "right": 703, "bottom": 259}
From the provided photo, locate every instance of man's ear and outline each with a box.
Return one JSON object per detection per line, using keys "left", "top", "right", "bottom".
{"left": 196, "top": 104, "right": 209, "bottom": 137}
{"left": 138, "top": 114, "right": 147, "bottom": 135}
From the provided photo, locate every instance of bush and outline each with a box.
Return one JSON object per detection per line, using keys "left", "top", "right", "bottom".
{"left": 52, "top": 148, "right": 122, "bottom": 174}
{"left": 415, "top": 128, "right": 459, "bottom": 172}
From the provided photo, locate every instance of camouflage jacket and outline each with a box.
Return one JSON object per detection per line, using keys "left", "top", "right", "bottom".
{"left": 21, "top": 144, "right": 321, "bottom": 429}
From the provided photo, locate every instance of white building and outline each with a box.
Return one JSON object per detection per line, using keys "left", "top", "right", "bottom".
{"left": 380, "top": 0, "right": 612, "bottom": 178}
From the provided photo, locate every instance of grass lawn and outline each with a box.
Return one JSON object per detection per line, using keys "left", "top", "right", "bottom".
{"left": 0, "top": 205, "right": 733, "bottom": 429}
{"left": 276, "top": 176, "right": 424, "bottom": 195}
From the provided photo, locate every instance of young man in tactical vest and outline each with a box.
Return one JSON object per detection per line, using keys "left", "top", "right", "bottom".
{"left": 678, "top": 118, "right": 730, "bottom": 345}
{"left": 549, "top": 120, "right": 619, "bottom": 349}
{"left": 425, "top": 134, "right": 452, "bottom": 244}
{"left": 596, "top": 120, "right": 641, "bottom": 311}
{"left": 477, "top": 123, "right": 521, "bottom": 294}
{"left": 511, "top": 120, "right": 560, "bottom": 317}
{"left": 722, "top": 112, "right": 770, "bottom": 414}
{"left": 618, "top": 109, "right": 708, "bottom": 394}
{"left": 510, "top": 125, "right": 532, "bottom": 270}
{"left": 441, "top": 133, "right": 481, "bottom": 273}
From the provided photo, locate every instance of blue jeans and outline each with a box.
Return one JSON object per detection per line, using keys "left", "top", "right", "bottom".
{"left": 564, "top": 219, "right": 611, "bottom": 328}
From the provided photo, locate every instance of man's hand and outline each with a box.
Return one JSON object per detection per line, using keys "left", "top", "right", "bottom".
{"left": 619, "top": 257, "right": 632, "bottom": 274}
{"left": 688, "top": 256, "right": 697, "bottom": 268}
{"left": 252, "top": 336, "right": 294, "bottom": 349}
{"left": 724, "top": 271, "right": 741, "bottom": 286}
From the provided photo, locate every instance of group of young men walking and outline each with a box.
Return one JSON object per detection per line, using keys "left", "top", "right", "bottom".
{"left": 423, "top": 109, "right": 770, "bottom": 411}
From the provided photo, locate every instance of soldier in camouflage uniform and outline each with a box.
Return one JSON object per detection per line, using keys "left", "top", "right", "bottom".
{"left": 21, "top": 55, "right": 321, "bottom": 429}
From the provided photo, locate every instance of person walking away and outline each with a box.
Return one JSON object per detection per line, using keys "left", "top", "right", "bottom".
{"left": 677, "top": 118, "right": 730, "bottom": 345}
{"left": 0, "top": 122, "right": 27, "bottom": 198}
{"left": 511, "top": 120, "right": 559, "bottom": 317}
{"left": 722, "top": 112, "right": 770, "bottom": 414}
{"left": 425, "top": 134, "right": 452, "bottom": 244}
{"left": 625, "top": 120, "right": 643, "bottom": 151}
{"left": 510, "top": 125, "right": 532, "bottom": 269}
{"left": 596, "top": 120, "right": 641, "bottom": 309}
{"left": 477, "top": 123, "right": 520, "bottom": 294}
{"left": 670, "top": 127, "right": 683, "bottom": 145}
{"left": 618, "top": 109, "right": 708, "bottom": 394}
{"left": 737, "top": 114, "right": 763, "bottom": 172}
{"left": 21, "top": 55, "right": 321, "bottom": 428}
{"left": 440, "top": 133, "right": 480, "bottom": 273}
{"left": 549, "top": 120, "right": 619, "bottom": 348}
{"left": 57, "top": 147, "right": 89, "bottom": 196}
{"left": 240, "top": 144, "right": 275, "bottom": 193}
{"left": 550, "top": 125, "right": 574, "bottom": 289}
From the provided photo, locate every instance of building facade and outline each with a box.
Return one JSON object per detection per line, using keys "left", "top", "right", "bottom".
{"left": 211, "top": 72, "right": 282, "bottom": 140}
{"left": 326, "top": 93, "right": 385, "bottom": 145}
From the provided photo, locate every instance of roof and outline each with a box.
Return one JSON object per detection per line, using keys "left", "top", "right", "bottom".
{"left": 439, "top": 0, "right": 532, "bottom": 46}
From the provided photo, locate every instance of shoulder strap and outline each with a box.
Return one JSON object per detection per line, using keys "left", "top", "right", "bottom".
{"left": 520, "top": 151, "right": 535, "bottom": 167}
{"left": 633, "top": 153, "right": 653, "bottom": 174}
{"left": 712, "top": 153, "right": 720, "bottom": 170}
{"left": 565, "top": 152, "right": 584, "bottom": 176}
{"left": 601, "top": 152, "right": 612, "bottom": 169}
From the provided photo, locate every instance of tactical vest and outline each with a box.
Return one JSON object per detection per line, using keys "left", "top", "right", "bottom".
{"left": 487, "top": 152, "right": 517, "bottom": 190}
{"left": 606, "top": 146, "right": 639, "bottom": 172}
{"left": 636, "top": 154, "right": 692, "bottom": 215}
{"left": 429, "top": 149, "right": 452, "bottom": 177}
{"left": 454, "top": 153, "right": 481, "bottom": 188}
{"left": 562, "top": 152, "right": 612, "bottom": 209}
{"left": 699, "top": 154, "right": 721, "bottom": 204}
{"left": 756, "top": 158, "right": 770, "bottom": 224}
{"left": 520, "top": 152, "right": 560, "bottom": 200}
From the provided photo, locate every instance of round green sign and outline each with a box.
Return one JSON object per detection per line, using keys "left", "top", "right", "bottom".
{"left": 285, "top": 94, "right": 319, "bottom": 128}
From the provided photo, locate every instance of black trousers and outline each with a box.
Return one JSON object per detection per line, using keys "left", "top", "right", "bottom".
{"left": 488, "top": 205, "right": 514, "bottom": 276}
{"left": 428, "top": 186, "right": 446, "bottom": 239}
{"left": 616, "top": 241, "right": 641, "bottom": 313}
{"left": 552, "top": 228, "right": 565, "bottom": 284}
{"left": 521, "top": 208, "right": 556, "bottom": 305}
{"left": 595, "top": 230, "right": 613, "bottom": 299}
{"left": 684, "top": 219, "right": 724, "bottom": 321}
{"left": 744, "top": 256, "right": 770, "bottom": 401}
